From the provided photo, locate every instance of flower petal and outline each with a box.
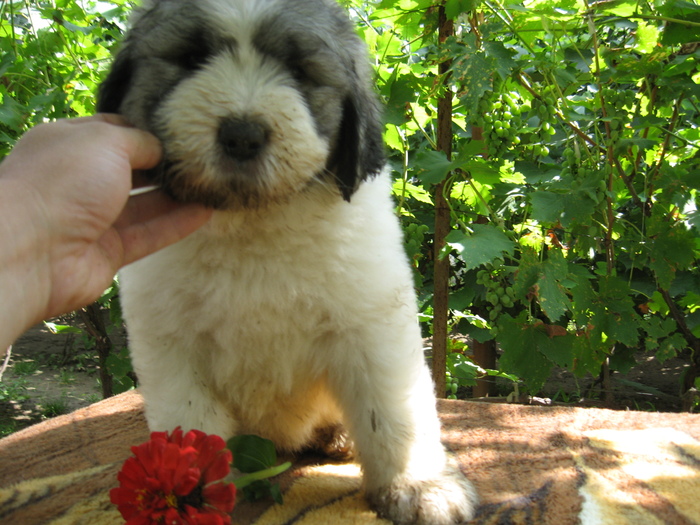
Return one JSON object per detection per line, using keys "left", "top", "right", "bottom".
{"left": 202, "top": 453, "right": 231, "bottom": 484}
{"left": 203, "top": 481, "right": 237, "bottom": 514}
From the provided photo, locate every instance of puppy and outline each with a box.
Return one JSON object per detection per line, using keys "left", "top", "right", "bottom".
{"left": 99, "top": 0, "right": 478, "bottom": 523}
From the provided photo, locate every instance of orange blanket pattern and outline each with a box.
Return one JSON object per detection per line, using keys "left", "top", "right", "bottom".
{"left": 1, "top": 391, "right": 699, "bottom": 524}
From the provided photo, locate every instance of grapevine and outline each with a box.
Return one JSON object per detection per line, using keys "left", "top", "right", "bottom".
{"left": 403, "top": 221, "right": 430, "bottom": 269}
{"left": 475, "top": 261, "right": 516, "bottom": 324}
{"left": 478, "top": 90, "right": 529, "bottom": 158}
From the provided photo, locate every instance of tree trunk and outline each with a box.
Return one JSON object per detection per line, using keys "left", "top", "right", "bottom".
{"left": 431, "top": 3, "right": 454, "bottom": 398}
{"left": 472, "top": 339, "right": 496, "bottom": 397}
{"left": 79, "top": 303, "right": 114, "bottom": 399}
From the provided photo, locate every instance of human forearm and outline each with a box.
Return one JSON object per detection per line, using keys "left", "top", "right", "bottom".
{"left": 0, "top": 178, "right": 52, "bottom": 349}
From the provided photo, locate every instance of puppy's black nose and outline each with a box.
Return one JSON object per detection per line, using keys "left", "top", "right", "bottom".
{"left": 218, "top": 118, "right": 268, "bottom": 161}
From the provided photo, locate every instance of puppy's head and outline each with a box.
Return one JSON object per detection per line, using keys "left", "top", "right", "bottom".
{"left": 98, "top": 0, "right": 384, "bottom": 208}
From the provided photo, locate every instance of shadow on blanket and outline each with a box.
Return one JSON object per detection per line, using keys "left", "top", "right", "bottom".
{"left": 1, "top": 390, "right": 699, "bottom": 524}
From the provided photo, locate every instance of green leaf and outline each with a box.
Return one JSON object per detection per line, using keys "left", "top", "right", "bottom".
{"left": 483, "top": 41, "right": 517, "bottom": 80}
{"left": 447, "top": 353, "right": 481, "bottom": 387}
{"left": 111, "top": 375, "right": 135, "bottom": 395}
{"left": 43, "top": 321, "right": 83, "bottom": 335}
{"left": 634, "top": 20, "right": 660, "bottom": 53}
{"left": 0, "top": 94, "right": 26, "bottom": 130}
{"left": 414, "top": 149, "right": 452, "bottom": 185}
{"left": 644, "top": 316, "right": 677, "bottom": 352}
{"left": 227, "top": 435, "right": 278, "bottom": 473}
{"left": 269, "top": 482, "right": 284, "bottom": 505}
{"left": 515, "top": 162, "right": 561, "bottom": 184}
{"left": 445, "top": 0, "right": 478, "bottom": 19}
{"left": 569, "top": 269, "right": 597, "bottom": 327}
{"left": 385, "top": 72, "right": 416, "bottom": 125}
{"left": 535, "top": 329, "right": 575, "bottom": 369}
{"left": 608, "top": 345, "right": 638, "bottom": 374}
{"left": 446, "top": 224, "right": 515, "bottom": 271}
{"left": 454, "top": 51, "right": 493, "bottom": 109}
{"left": 240, "top": 479, "right": 274, "bottom": 503}
{"left": 597, "top": 276, "right": 641, "bottom": 347}
{"left": 393, "top": 180, "right": 433, "bottom": 205}
{"left": 537, "top": 273, "right": 571, "bottom": 322}
{"left": 530, "top": 191, "right": 566, "bottom": 224}
{"left": 467, "top": 326, "right": 494, "bottom": 343}
{"left": 594, "top": 0, "right": 636, "bottom": 16}
{"left": 649, "top": 225, "right": 696, "bottom": 289}
{"left": 530, "top": 189, "right": 596, "bottom": 228}
{"left": 498, "top": 314, "right": 553, "bottom": 392}
{"left": 105, "top": 348, "right": 132, "bottom": 378}
{"left": 571, "top": 331, "right": 608, "bottom": 376}
{"left": 535, "top": 250, "right": 572, "bottom": 321}
{"left": 448, "top": 285, "right": 476, "bottom": 310}
{"left": 655, "top": 332, "right": 686, "bottom": 362}
{"left": 660, "top": 0, "right": 700, "bottom": 46}
{"left": 512, "top": 248, "right": 540, "bottom": 301}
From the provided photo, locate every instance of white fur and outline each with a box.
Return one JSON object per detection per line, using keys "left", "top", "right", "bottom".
{"left": 114, "top": 0, "right": 478, "bottom": 522}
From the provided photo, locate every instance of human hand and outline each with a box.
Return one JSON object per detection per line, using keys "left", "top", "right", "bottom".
{"left": 0, "top": 115, "right": 212, "bottom": 338}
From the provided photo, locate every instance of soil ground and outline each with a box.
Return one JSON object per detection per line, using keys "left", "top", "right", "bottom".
{"left": 0, "top": 315, "right": 127, "bottom": 436}
{"left": 0, "top": 318, "right": 693, "bottom": 438}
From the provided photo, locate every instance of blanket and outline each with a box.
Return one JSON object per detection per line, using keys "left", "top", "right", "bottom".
{"left": 0, "top": 390, "right": 699, "bottom": 524}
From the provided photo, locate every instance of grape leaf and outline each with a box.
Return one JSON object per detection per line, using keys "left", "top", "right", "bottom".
{"left": 414, "top": 149, "right": 453, "bottom": 185}
{"left": 227, "top": 435, "right": 277, "bottom": 473}
{"left": 537, "top": 273, "right": 571, "bottom": 322}
{"left": 498, "top": 314, "right": 553, "bottom": 393}
{"left": 446, "top": 224, "right": 515, "bottom": 271}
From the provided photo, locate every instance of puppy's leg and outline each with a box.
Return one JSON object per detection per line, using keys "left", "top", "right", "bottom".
{"left": 328, "top": 326, "right": 478, "bottom": 525}
{"left": 129, "top": 341, "right": 237, "bottom": 439}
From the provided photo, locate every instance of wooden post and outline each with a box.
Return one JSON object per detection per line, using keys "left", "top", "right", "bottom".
{"left": 431, "top": 4, "right": 454, "bottom": 398}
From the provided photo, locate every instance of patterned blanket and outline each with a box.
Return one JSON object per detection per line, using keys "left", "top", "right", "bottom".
{"left": 0, "top": 390, "right": 699, "bottom": 524}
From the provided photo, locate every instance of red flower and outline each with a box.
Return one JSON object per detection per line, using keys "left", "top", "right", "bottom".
{"left": 110, "top": 427, "right": 236, "bottom": 525}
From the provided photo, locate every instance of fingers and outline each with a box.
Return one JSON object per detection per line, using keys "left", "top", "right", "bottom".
{"left": 61, "top": 114, "right": 163, "bottom": 171}
{"left": 116, "top": 203, "right": 213, "bottom": 267}
{"left": 115, "top": 191, "right": 185, "bottom": 228}
{"left": 120, "top": 127, "right": 163, "bottom": 171}
{"left": 64, "top": 114, "right": 130, "bottom": 127}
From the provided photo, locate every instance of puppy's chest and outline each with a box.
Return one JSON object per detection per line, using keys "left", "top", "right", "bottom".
{"left": 198, "top": 204, "right": 350, "bottom": 281}
{"left": 161, "top": 212, "right": 347, "bottom": 322}
{"left": 125, "top": 197, "right": 368, "bottom": 348}
{"left": 201, "top": 221, "right": 342, "bottom": 288}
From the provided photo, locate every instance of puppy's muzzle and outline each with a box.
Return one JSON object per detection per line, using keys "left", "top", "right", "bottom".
{"left": 218, "top": 117, "right": 269, "bottom": 162}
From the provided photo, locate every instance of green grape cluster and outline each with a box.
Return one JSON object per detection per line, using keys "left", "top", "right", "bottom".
{"left": 479, "top": 92, "right": 528, "bottom": 158}
{"left": 600, "top": 87, "right": 635, "bottom": 145}
{"left": 561, "top": 146, "right": 595, "bottom": 176}
{"left": 444, "top": 371, "right": 459, "bottom": 400}
{"left": 560, "top": 147, "right": 608, "bottom": 200}
{"left": 404, "top": 222, "right": 430, "bottom": 267}
{"left": 560, "top": 146, "right": 584, "bottom": 178}
{"left": 527, "top": 98, "right": 558, "bottom": 157}
{"left": 476, "top": 264, "right": 516, "bottom": 322}
{"left": 602, "top": 86, "right": 636, "bottom": 115}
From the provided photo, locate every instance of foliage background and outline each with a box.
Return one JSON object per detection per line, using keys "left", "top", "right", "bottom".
{"left": 1, "top": 0, "right": 699, "bottom": 408}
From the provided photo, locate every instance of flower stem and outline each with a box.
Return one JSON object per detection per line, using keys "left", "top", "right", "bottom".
{"left": 232, "top": 462, "right": 292, "bottom": 490}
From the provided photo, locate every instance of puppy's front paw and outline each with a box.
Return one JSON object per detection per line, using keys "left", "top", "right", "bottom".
{"left": 367, "top": 465, "right": 478, "bottom": 525}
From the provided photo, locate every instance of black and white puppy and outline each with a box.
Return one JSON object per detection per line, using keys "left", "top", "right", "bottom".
{"left": 99, "top": 0, "right": 478, "bottom": 523}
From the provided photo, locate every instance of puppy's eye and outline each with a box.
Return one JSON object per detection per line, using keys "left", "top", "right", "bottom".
{"left": 290, "top": 60, "right": 321, "bottom": 86}
{"left": 290, "top": 63, "right": 307, "bottom": 82}
{"left": 176, "top": 49, "right": 210, "bottom": 71}
{"left": 169, "top": 34, "right": 213, "bottom": 71}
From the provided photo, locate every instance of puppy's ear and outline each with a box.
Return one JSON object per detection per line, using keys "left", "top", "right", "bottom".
{"left": 329, "top": 90, "right": 385, "bottom": 201}
{"left": 96, "top": 50, "right": 134, "bottom": 113}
